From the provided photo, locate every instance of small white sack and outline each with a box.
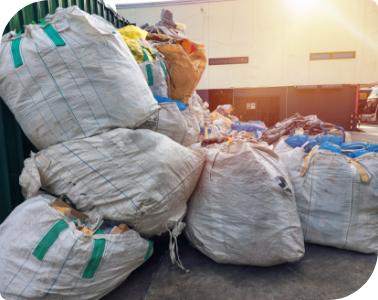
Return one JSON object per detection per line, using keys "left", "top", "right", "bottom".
{"left": 137, "top": 103, "right": 200, "bottom": 147}
{"left": 0, "top": 195, "right": 153, "bottom": 300}
{"left": 279, "top": 147, "right": 378, "bottom": 253}
{"left": 0, "top": 6, "right": 159, "bottom": 150}
{"left": 185, "top": 141, "right": 305, "bottom": 266}
{"left": 20, "top": 128, "right": 205, "bottom": 238}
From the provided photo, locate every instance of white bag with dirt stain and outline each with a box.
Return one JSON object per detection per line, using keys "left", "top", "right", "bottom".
{"left": 185, "top": 140, "right": 305, "bottom": 266}
{"left": 0, "top": 195, "right": 153, "bottom": 300}
{"left": 19, "top": 128, "right": 205, "bottom": 238}
{"left": 278, "top": 147, "right": 378, "bottom": 253}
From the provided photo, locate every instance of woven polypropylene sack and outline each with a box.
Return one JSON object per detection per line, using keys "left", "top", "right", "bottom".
{"left": 137, "top": 103, "right": 200, "bottom": 147}
{"left": 0, "top": 6, "right": 159, "bottom": 150}
{"left": 278, "top": 147, "right": 378, "bottom": 253}
{"left": 0, "top": 195, "right": 153, "bottom": 300}
{"left": 185, "top": 141, "right": 305, "bottom": 266}
{"left": 155, "top": 41, "right": 206, "bottom": 104}
{"left": 140, "top": 58, "right": 168, "bottom": 98}
{"left": 20, "top": 128, "right": 205, "bottom": 238}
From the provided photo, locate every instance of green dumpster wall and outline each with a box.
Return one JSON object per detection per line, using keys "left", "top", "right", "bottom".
{"left": 0, "top": 0, "right": 129, "bottom": 223}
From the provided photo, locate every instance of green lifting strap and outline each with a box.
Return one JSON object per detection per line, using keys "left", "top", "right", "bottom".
{"left": 142, "top": 46, "right": 156, "bottom": 59}
{"left": 159, "top": 61, "right": 167, "bottom": 78}
{"left": 144, "top": 240, "right": 153, "bottom": 261}
{"left": 142, "top": 48, "right": 150, "bottom": 62}
{"left": 82, "top": 237, "right": 106, "bottom": 279}
{"left": 145, "top": 64, "right": 154, "bottom": 86}
{"left": 33, "top": 219, "right": 69, "bottom": 260}
{"left": 11, "top": 37, "right": 23, "bottom": 68}
{"left": 43, "top": 24, "right": 66, "bottom": 47}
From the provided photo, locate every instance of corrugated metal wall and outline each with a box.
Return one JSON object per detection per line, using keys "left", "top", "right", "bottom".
{"left": 0, "top": 0, "right": 129, "bottom": 223}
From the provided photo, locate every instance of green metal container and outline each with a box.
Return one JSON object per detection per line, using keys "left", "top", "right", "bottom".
{"left": 0, "top": 0, "right": 129, "bottom": 223}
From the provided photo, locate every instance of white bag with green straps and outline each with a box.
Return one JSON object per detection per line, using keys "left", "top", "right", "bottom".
{"left": 0, "top": 195, "right": 153, "bottom": 300}
{"left": 0, "top": 6, "right": 159, "bottom": 150}
{"left": 19, "top": 128, "right": 205, "bottom": 238}
{"left": 139, "top": 47, "right": 168, "bottom": 98}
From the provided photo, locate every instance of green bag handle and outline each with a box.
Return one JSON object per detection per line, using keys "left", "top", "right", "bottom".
{"left": 141, "top": 45, "right": 157, "bottom": 62}
{"left": 159, "top": 61, "right": 167, "bottom": 78}
{"left": 33, "top": 218, "right": 106, "bottom": 279}
{"left": 82, "top": 229, "right": 106, "bottom": 279}
{"left": 11, "top": 23, "right": 64, "bottom": 69}
{"left": 142, "top": 46, "right": 156, "bottom": 58}
{"left": 43, "top": 24, "right": 66, "bottom": 47}
{"left": 33, "top": 219, "right": 69, "bottom": 260}
{"left": 11, "top": 37, "right": 23, "bottom": 68}
{"left": 142, "top": 48, "right": 150, "bottom": 62}
{"left": 145, "top": 64, "right": 154, "bottom": 86}
{"left": 144, "top": 240, "right": 153, "bottom": 261}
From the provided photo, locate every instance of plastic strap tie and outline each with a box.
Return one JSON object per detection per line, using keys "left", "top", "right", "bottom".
{"left": 11, "top": 37, "right": 23, "bottom": 68}
{"left": 317, "top": 120, "right": 328, "bottom": 136}
{"left": 301, "top": 145, "right": 320, "bottom": 176}
{"left": 344, "top": 156, "right": 369, "bottom": 183}
{"left": 146, "top": 64, "right": 154, "bottom": 86}
{"left": 43, "top": 24, "right": 66, "bottom": 47}
{"left": 331, "top": 124, "right": 346, "bottom": 143}
{"left": 144, "top": 240, "right": 153, "bottom": 261}
{"left": 33, "top": 219, "right": 69, "bottom": 260}
{"left": 159, "top": 61, "right": 167, "bottom": 78}
{"left": 82, "top": 237, "right": 106, "bottom": 279}
{"left": 168, "top": 223, "right": 190, "bottom": 273}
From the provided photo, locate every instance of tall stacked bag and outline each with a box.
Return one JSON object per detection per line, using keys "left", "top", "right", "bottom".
{"left": 0, "top": 6, "right": 206, "bottom": 300}
{"left": 0, "top": 6, "right": 159, "bottom": 150}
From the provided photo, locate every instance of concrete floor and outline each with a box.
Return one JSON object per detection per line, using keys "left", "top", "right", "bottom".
{"left": 102, "top": 124, "right": 378, "bottom": 300}
{"left": 103, "top": 234, "right": 376, "bottom": 300}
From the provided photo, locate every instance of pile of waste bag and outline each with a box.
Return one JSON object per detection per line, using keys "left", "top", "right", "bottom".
{"left": 1, "top": 5, "right": 378, "bottom": 300}
{"left": 0, "top": 6, "right": 207, "bottom": 299}
{"left": 260, "top": 113, "right": 350, "bottom": 146}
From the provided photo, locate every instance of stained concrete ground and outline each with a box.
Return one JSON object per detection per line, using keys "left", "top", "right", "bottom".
{"left": 102, "top": 124, "right": 378, "bottom": 300}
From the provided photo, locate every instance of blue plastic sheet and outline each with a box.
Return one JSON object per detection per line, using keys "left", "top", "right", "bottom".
{"left": 341, "top": 142, "right": 378, "bottom": 158}
{"left": 229, "top": 123, "right": 261, "bottom": 138}
{"left": 154, "top": 97, "right": 187, "bottom": 111}
{"left": 285, "top": 135, "right": 318, "bottom": 153}
{"left": 319, "top": 142, "right": 343, "bottom": 154}
{"left": 315, "top": 135, "right": 343, "bottom": 146}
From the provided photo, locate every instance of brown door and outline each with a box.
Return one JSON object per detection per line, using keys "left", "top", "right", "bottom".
{"left": 233, "top": 96, "right": 280, "bottom": 127}
{"left": 209, "top": 90, "right": 233, "bottom": 111}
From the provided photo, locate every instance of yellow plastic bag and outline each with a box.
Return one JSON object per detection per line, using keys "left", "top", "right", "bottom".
{"left": 118, "top": 26, "right": 155, "bottom": 64}
{"left": 119, "top": 25, "right": 148, "bottom": 41}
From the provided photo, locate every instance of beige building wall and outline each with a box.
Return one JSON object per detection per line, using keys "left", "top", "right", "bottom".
{"left": 117, "top": 0, "right": 378, "bottom": 89}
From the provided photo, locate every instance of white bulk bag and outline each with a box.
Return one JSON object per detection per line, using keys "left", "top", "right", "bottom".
{"left": 0, "top": 195, "right": 153, "bottom": 300}
{"left": 20, "top": 128, "right": 205, "bottom": 238}
{"left": 0, "top": 6, "right": 159, "bottom": 150}
{"left": 185, "top": 141, "right": 305, "bottom": 266}
{"left": 278, "top": 147, "right": 378, "bottom": 253}
{"left": 137, "top": 102, "right": 200, "bottom": 147}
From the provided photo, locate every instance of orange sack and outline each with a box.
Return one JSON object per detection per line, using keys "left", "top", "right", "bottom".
{"left": 155, "top": 39, "right": 207, "bottom": 104}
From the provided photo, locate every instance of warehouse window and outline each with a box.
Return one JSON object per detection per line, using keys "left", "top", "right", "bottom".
{"left": 209, "top": 57, "right": 249, "bottom": 65}
{"left": 310, "top": 52, "right": 355, "bottom": 60}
